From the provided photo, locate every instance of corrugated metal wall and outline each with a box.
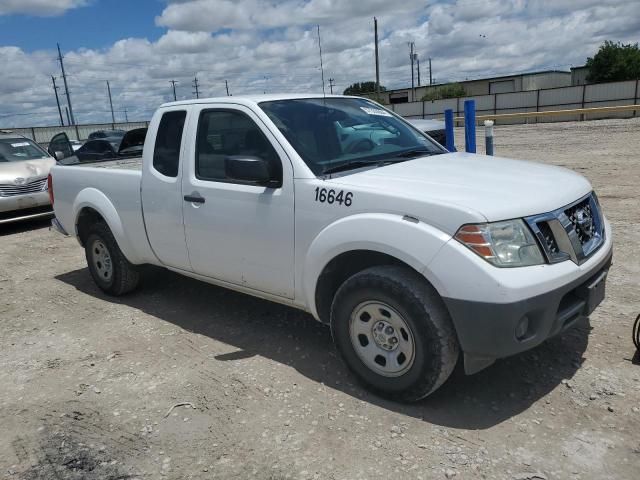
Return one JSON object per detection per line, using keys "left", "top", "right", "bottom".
{"left": 390, "top": 79, "right": 640, "bottom": 125}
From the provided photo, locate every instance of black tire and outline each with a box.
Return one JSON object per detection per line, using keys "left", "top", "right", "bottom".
{"left": 85, "top": 221, "right": 140, "bottom": 296}
{"left": 330, "top": 265, "right": 459, "bottom": 402}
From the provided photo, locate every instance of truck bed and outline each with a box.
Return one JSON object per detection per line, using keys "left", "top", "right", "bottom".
{"left": 51, "top": 156, "right": 156, "bottom": 265}
{"left": 61, "top": 156, "right": 142, "bottom": 171}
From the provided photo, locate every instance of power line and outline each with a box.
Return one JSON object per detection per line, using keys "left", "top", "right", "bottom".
{"left": 51, "top": 76, "right": 64, "bottom": 126}
{"left": 106, "top": 80, "right": 115, "bottom": 123}
{"left": 192, "top": 76, "right": 200, "bottom": 99}
{"left": 57, "top": 43, "right": 76, "bottom": 125}
{"left": 169, "top": 80, "right": 178, "bottom": 101}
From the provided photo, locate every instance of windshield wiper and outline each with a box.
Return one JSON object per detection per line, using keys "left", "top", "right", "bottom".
{"left": 321, "top": 149, "right": 436, "bottom": 176}
{"left": 391, "top": 148, "right": 435, "bottom": 159}
{"left": 321, "top": 160, "right": 385, "bottom": 175}
{"left": 322, "top": 158, "right": 414, "bottom": 175}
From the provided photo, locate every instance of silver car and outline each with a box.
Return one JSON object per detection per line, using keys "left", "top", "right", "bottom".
{"left": 0, "top": 132, "right": 56, "bottom": 224}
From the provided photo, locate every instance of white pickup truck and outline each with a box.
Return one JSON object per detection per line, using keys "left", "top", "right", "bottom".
{"left": 49, "top": 94, "right": 613, "bottom": 401}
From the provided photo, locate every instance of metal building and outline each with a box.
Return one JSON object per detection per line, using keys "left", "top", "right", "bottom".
{"left": 372, "top": 70, "right": 572, "bottom": 104}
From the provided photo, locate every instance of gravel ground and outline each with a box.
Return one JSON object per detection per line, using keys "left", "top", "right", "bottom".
{"left": 1, "top": 117, "right": 639, "bottom": 480}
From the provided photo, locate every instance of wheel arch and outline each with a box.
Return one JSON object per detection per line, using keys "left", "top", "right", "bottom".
{"left": 72, "top": 188, "right": 141, "bottom": 264}
{"left": 303, "top": 213, "right": 452, "bottom": 323}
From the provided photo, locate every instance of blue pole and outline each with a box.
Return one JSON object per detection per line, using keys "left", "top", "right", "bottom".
{"left": 444, "top": 109, "right": 456, "bottom": 152}
{"left": 464, "top": 100, "right": 476, "bottom": 153}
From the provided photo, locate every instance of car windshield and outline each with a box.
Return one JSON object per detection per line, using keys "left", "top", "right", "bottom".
{"left": 0, "top": 138, "right": 49, "bottom": 162}
{"left": 259, "top": 97, "right": 445, "bottom": 175}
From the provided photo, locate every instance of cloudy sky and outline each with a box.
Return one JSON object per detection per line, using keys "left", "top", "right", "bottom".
{"left": 0, "top": 0, "right": 638, "bottom": 127}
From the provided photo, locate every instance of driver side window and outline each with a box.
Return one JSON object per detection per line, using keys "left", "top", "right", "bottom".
{"left": 195, "top": 109, "right": 282, "bottom": 184}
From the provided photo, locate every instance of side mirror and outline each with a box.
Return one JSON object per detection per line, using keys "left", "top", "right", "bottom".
{"left": 54, "top": 151, "right": 65, "bottom": 161}
{"left": 224, "top": 156, "right": 280, "bottom": 187}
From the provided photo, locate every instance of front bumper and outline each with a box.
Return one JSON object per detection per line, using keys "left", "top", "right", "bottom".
{"left": 0, "top": 191, "right": 52, "bottom": 225}
{"left": 443, "top": 247, "right": 612, "bottom": 374}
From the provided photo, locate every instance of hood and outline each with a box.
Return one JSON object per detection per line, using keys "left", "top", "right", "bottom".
{"left": 326, "top": 152, "right": 592, "bottom": 224}
{"left": 0, "top": 157, "right": 56, "bottom": 183}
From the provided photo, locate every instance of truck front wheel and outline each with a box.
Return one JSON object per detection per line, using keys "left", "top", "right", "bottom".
{"left": 85, "top": 221, "right": 140, "bottom": 296}
{"left": 330, "top": 265, "right": 459, "bottom": 402}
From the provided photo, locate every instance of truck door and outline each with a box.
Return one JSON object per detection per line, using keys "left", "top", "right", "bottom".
{"left": 181, "top": 104, "right": 295, "bottom": 299}
{"left": 140, "top": 108, "right": 192, "bottom": 270}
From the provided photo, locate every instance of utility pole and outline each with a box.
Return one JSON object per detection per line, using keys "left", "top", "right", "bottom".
{"left": 329, "top": 78, "right": 335, "bottom": 94}
{"left": 57, "top": 43, "right": 76, "bottom": 125}
{"left": 317, "top": 24, "right": 326, "bottom": 96}
{"left": 123, "top": 107, "right": 129, "bottom": 123}
{"left": 51, "top": 76, "right": 64, "bottom": 126}
{"left": 409, "top": 42, "right": 415, "bottom": 101}
{"left": 429, "top": 57, "right": 433, "bottom": 86}
{"left": 106, "top": 80, "right": 115, "bottom": 123}
{"left": 374, "top": 17, "right": 380, "bottom": 98}
{"left": 192, "top": 76, "right": 200, "bottom": 99}
{"left": 65, "top": 106, "right": 71, "bottom": 126}
{"left": 225, "top": 80, "right": 230, "bottom": 96}
{"left": 417, "top": 57, "right": 421, "bottom": 86}
{"left": 169, "top": 80, "right": 178, "bottom": 101}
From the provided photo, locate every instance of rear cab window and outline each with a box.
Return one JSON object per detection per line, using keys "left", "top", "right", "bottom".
{"left": 152, "top": 111, "right": 186, "bottom": 177}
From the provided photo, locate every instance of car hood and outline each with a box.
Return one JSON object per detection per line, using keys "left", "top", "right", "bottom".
{"left": 326, "top": 152, "right": 592, "bottom": 224}
{"left": 407, "top": 118, "right": 445, "bottom": 132}
{"left": 0, "top": 157, "right": 56, "bottom": 183}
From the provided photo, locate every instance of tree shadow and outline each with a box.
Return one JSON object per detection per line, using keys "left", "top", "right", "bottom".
{"left": 55, "top": 266, "right": 589, "bottom": 430}
{"left": 0, "top": 216, "right": 52, "bottom": 237}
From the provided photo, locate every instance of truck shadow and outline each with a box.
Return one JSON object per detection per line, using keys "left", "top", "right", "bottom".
{"left": 56, "top": 266, "right": 589, "bottom": 431}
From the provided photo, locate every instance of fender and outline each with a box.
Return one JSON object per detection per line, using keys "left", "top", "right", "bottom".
{"left": 73, "top": 187, "right": 146, "bottom": 265}
{"left": 302, "top": 213, "right": 453, "bottom": 319}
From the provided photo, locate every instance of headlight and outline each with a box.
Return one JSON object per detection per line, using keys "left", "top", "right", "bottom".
{"left": 454, "top": 219, "right": 545, "bottom": 267}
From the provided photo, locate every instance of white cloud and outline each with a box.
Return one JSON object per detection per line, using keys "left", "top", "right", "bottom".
{"left": 0, "top": 0, "right": 87, "bottom": 16}
{"left": 1, "top": 0, "right": 639, "bottom": 127}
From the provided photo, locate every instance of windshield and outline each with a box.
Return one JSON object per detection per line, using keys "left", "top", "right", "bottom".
{"left": 259, "top": 97, "right": 445, "bottom": 175}
{"left": 0, "top": 138, "right": 49, "bottom": 162}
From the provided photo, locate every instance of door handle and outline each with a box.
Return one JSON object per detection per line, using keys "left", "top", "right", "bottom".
{"left": 184, "top": 194, "right": 205, "bottom": 204}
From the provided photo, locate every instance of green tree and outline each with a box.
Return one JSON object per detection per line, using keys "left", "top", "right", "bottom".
{"left": 586, "top": 41, "right": 640, "bottom": 83}
{"left": 421, "top": 83, "right": 467, "bottom": 101}
{"left": 343, "top": 82, "right": 386, "bottom": 96}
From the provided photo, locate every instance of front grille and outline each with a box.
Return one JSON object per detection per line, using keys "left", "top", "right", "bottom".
{"left": 565, "top": 198, "right": 594, "bottom": 245}
{"left": 537, "top": 221, "right": 559, "bottom": 254}
{"left": 0, "top": 178, "right": 47, "bottom": 197}
{"left": 526, "top": 192, "right": 604, "bottom": 265}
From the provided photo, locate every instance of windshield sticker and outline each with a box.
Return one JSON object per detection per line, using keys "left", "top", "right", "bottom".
{"left": 11, "top": 142, "right": 30, "bottom": 147}
{"left": 360, "top": 107, "right": 392, "bottom": 117}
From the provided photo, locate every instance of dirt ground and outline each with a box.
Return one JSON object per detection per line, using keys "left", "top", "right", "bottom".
{"left": 1, "top": 117, "right": 639, "bottom": 480}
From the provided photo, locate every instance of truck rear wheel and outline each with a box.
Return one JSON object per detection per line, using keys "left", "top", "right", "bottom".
{"left": 85, "top": 221, "right": 139, "bottom": 296}
{"left": 330, "top": 265, "right": 459, "bottom": 402}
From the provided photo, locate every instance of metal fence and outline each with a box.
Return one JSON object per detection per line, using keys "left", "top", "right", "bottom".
{"left": 391, "top": 79, "right": 640, "bottom": 124}
{"left": 6, "top": 121, "right": 149, "bottom": 145}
